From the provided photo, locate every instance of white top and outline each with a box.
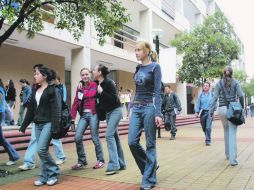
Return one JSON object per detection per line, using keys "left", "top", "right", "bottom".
{"left": 124, "top": 93, "right": 131, "bottom": 103}
{"left": 35, "top": 91, "right": 42, "bottom": 106}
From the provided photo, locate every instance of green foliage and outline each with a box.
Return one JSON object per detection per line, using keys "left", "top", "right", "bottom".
{"left": 233, "top": 70, "right": 248, "bottom": 83}
{"left": 243, "top": 80, "right": 254, "bottom": 97}
{"left": 0, "top": 0, "right": 131, "bottom": 46}
{"left": 171, "top": 11, "right": 240, "bottom": 86}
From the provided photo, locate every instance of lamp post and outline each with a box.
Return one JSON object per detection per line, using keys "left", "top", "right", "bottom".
{"left": 152, "top": 28, "right": 163, "bottom": 60}
{"left": 152, "top": 29, "right": 163, "bottom": 138}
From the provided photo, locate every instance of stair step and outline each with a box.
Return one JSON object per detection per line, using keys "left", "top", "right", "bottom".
{"left": 0, "top": 116, "right": 219, "bottom": 153}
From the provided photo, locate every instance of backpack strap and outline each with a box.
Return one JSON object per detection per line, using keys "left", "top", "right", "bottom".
{"left": 219, "top": 80, "right": 229, "bottom": 108}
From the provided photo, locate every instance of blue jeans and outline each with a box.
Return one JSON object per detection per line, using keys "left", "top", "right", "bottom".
{"left": 219, "top": 106, "right": 238, "bottom": 165}
{"left": 200, "top": 111, "right": 213, "bottom": 144}
{"left": 6, "top": 101, "right": 15, "bottom": 108}
{"left": 75, "top": 113, "right": 104, "bottom": 164}
{"left": 105, "top": 107, "right": 126, "bottom": 171}
{"left": 35, "top": 122, "right": 60, "bottom": 182}
{"left": 0, "top": 112, "right": 19, "bottom": 161}
{"left": 128, "top": 105, "right": 157, "bottom": 187}
{"left": 17, "top": 104, "right": 25, "bottom": 125}
{"left": 23, "top": 124, "right": 66, "bottom": 167}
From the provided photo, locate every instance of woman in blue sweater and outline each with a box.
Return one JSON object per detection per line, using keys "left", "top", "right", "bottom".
{"left": 128, "top": 41, "right": 163, "bottom": 190}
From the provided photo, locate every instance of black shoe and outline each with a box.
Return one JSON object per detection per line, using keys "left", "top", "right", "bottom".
{"left": 105, "top": 169, "right": 117, "bottom": 175}
{"left": 157, "top": 135, "right": 161, "bottom": 138}
{"left": 119, "top": 166, "right": 126, "bottom": 171}
{"left": 206, "top": 143, "right": 211, "bottom": 146}
{"left": 170, "top": 135, "right": 175, "bottom": 140}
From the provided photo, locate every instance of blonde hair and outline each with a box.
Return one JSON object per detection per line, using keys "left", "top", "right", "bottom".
{"left": 80, "top": 67, "right": 91, "bottom": 74}
{"left": 136, "top": 41, "right": 158, "bottom": 62}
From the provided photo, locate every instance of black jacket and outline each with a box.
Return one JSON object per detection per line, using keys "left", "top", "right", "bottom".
{"left": 96, "top": 78, "right": 121, "bottom": 113}
{"left": 5, "top": 86, "right": 16, "bottom": 101}
{"left": 20, "top": 84, "right": 62, "bottom": 133}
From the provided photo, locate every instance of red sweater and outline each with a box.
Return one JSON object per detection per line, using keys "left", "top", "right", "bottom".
{"left": 71, "top": 81, "right": 97, "bottom": 119}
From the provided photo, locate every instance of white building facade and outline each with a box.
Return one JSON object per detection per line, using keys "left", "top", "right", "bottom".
{"left": 0, "top": 0, "right": 245, "bottom": 118}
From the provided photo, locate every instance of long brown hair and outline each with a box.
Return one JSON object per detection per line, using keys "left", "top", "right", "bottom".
{"left": 223, "top": 66, "right": 233, "bottom": 89}
{"left": 0, "top": 78, "right": 4, "bottom": 89}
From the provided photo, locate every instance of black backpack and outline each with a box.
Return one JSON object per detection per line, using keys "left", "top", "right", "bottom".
{"left": 51, "top": 88, "right": 72, "bottom": 139}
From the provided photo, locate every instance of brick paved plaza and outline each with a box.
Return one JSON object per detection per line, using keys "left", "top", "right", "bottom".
{"left": 1, "top": 117, "right": 254, "bottom": 190}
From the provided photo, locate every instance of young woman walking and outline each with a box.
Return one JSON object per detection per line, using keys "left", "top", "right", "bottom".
{"left": 71, "top": 67, "right": 105, "bottom": 170}
{"left": 210, "top": 66, "right": 244, "bottom": 166}
{"left": 92, "top": 64, "right": 126, "bottom": 175}
{"left": 20, "top": 66, "right": 61, "bottom": 186}
{"left": 0, "top": 78, "right": 19, "bottom": 165}
{"left": 128, "top": 41, "right": 163, "bottom": 190}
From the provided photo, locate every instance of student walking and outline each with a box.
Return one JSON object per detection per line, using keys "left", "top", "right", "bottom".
{"left": 128, "top": 41, "right": 163, "bottom": 190}
{"left": 93, "top": 64, "right": 126, "bottom": 175}
{"left": 0, "top": 78, "right": 20, "bottom": 165}
{"left": 17, "top": 79, "right": 32, "bottom": 126}
{"left": 5, "top": 80, "right": 16, "bottom": 109}
{"left": 195, "top": 82, "right": 214, "bottom": 146}
{"left": 18, "top": 65, "right": 66, "bottom": 171}
{"left": 210, "top": 66, "right": 244, "bottom": 166}
{"left": 71, "top": 68, "right": 105, "bottom": 170}
{"left": 162, "top": 85, "right": 181, "bottom": 140}
{"left": 20, "top": 66, "right": 61, "bottom": 186}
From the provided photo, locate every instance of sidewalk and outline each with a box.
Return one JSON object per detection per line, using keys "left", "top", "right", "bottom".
{"left": 1, "top": 117, "right": 254, "bottom": 190}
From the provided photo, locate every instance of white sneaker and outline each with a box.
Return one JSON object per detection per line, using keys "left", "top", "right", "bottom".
{"left": 47, "top": 178, "right": 58, "bottom": 186}
{"left": 56, "top": 159, "right": 65, "bottom": 165}
{"left": 6, "top": 161, "right": 15, "bottom": 166}
{"left": 34, "top": 180, "right": 45, "bottom": 186}
{"left": 18, "top": 164, "right": 35, "bottom": 171}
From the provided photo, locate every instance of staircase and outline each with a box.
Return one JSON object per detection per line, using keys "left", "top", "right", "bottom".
{"left": 0, "top": 115, "right": 219, "bottom": 153}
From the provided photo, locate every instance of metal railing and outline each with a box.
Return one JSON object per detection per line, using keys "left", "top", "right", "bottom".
{"left": 161, "top": 0, "right": 175, "bottom": 20}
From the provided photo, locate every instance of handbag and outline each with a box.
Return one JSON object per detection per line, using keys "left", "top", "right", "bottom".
{"left": 219, "top": 80, "right": 245, "bottom": 125}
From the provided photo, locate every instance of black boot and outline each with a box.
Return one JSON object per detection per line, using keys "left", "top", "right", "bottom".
{"left": 157, "top": 127, "right": 161, "bottom": 138}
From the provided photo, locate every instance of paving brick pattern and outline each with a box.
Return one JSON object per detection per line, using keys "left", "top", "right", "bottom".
{"left": 1, "top": 117, "right": 254, "bottom": 190}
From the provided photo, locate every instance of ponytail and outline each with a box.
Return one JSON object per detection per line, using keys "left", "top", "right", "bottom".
{"left": 149, "top": 50, "right": 158, "bottom": 62}
{"left": 223, "top": 66, "right": 233, "bottom": 89}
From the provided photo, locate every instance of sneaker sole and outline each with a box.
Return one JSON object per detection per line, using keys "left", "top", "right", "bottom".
{"left": 105, "top": 171, "right": 117, "bottom": 175}
{"left": 18, "top": 166, "right": 35, "bottom": 171}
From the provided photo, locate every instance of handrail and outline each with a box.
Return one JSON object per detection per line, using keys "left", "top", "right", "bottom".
{"left": 114, "top": 32, "right": 137, "bottom": 44}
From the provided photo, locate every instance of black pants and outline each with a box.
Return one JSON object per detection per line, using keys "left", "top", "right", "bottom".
{"left": 164, "top": 111, "right": 177, "bottom": 136}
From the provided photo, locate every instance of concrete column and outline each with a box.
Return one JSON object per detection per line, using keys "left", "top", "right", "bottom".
{"left": 139, "top": 8, "right": 153, "bottom": 45}
{"left": 71, "top": 47, "right": 91, "bottom": 102}
{"left": 71, "top": 16, "right": 92, "bottom": 103}
{"left": 175, "top": 0, "right": 184, "bottom": 14}
{"left": 195, "top": 13, "right": 204, "bottom": 25}
{"left": 176, "top": 82, "right": 187, "bottom": 115}
{"left": 207, "top": 0, "right": 215, "bottom": 15}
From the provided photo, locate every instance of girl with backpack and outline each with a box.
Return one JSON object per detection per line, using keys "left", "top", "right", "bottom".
{"left": 20, "top": 66, "right": 61, "bottom": 186}
{"left": 70, "top": 67, "right": 105, "bottom": 170}
{"left": 92, "top": 64, "right": 126, "bottom": 175}
{"left": 128, "top": 41, "right": 163, "bottom": 190}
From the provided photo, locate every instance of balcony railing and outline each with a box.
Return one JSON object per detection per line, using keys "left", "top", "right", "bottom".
{"left": 112, "top": 27, "right": 140, "bottom": 51}
{"left": 161, "top": 0, "right": 175, "bottom": 20}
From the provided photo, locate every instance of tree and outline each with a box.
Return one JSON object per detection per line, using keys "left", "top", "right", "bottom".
{"left": 244, "top": 80, "right": 254, "bottom": 98}
{"left": 0, "top": 0, "right": 130, "bottom": 46}
{"left": 233, "top": 70, "right": 247, "bottom": 83}
{"left": 171, "top": 11, "right": 240, "bottom": 86}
